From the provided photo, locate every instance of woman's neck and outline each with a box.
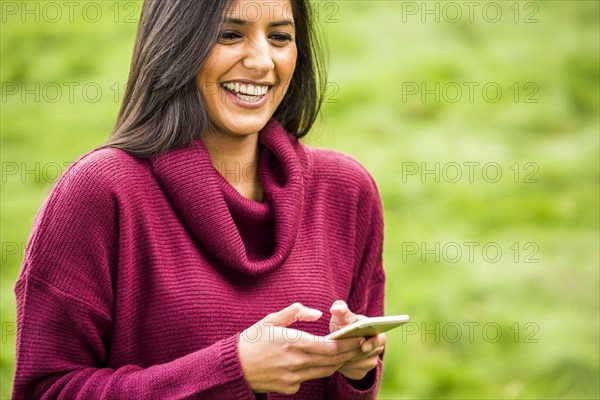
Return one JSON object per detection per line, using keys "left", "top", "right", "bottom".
{"left": 202, "top": 130, "right": 264, "bottom": 202}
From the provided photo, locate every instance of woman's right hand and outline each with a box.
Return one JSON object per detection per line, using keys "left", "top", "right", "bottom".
{"left": 237, "top": 302, "right": 365, "bottom": 395}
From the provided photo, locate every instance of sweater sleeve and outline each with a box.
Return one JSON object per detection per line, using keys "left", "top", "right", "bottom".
{"left": 11, "top": 152, "right": 258, "bottom": 400}
{"left": 325, "top": 163, "right": 386, "bottom": 399}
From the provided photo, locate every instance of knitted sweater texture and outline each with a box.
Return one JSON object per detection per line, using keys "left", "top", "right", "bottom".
{"left": 13, "top": 120, "right": 386, "bottom": 399}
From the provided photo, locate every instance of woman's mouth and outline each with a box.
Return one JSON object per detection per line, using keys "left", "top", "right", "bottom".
{"left": 221, "top": 82, "right": 271, "bottom": 104}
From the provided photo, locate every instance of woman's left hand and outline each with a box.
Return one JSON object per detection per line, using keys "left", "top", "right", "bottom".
{"left": 328, "top": 300, "right": 386, "bottom": 381}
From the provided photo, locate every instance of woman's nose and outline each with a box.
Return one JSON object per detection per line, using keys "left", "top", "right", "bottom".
{"left": 242, "top": 36, "right": 275, "bottom": 74}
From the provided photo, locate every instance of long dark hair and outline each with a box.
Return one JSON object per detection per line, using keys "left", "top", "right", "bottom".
{"left": 103, "top": 0, "right": 327, "bottom": 157}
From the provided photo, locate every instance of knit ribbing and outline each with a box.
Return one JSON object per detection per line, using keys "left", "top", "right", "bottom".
{"left": 13, "top": 119, "right": 386, "bottom": 399}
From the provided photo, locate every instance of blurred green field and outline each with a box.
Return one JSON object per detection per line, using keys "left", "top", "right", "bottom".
{"left": 1, "top": 1, "right": 598, "bottom": 398}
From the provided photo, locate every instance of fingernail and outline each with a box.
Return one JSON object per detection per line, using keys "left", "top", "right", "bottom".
{"left": 308, "top": 309, "right": 322, "bottom": 317}
{"left": 362, "top": 343, "right": 373, "bottom": 352}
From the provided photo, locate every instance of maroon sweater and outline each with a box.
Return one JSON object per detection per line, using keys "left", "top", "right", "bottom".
{"left": 13, "top": 120, "right": 386, "bottom": 399}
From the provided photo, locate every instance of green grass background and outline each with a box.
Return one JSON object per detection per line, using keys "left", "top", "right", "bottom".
{"left": 1, "top": 1, "right": 598, "bottom": 398}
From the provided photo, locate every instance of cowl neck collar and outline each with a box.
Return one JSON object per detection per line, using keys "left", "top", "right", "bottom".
{"left": 149, "top": 119, "right": 305, "bottom": 276}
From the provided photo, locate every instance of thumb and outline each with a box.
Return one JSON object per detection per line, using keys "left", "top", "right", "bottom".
{"left": 329, "top": 300, "right": 361, "bottom": 332}
{"left": 262, "top": 302, "right": 323, "bottom": 327}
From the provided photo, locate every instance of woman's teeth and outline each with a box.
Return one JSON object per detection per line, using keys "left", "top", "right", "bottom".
{"left": 222, "top": 82, "right": 269, "bottom": 103}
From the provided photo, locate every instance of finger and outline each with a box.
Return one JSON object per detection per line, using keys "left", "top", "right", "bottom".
{"left": 293, "top": 363, "right": 346, "bottom": 382}
{"left": 338, "top": 358, "right": 379, "bottom": 380}
{"left": 330, "top": 301, "right": 367, "bottom": 323}
{"left": 360, "top": 333, "right": 386, "bottom": 353}
{"left": 330, "top": 300, "right": 348, "bottom": 314}
{"left": 329, "top": 300, "right": 357, "bottom": 327}
{"left": 345, "top": 345, "right": 385, "bottom": 363}
{"left": 340, "top": 351, "right": 382, "bottom": 372}
{"left": 301, "top": 336, "right": 365, "bottom": 356}
{"left": 329, "top": 301, "right": 363, "bottom": 332}
{"left": 294, "top": 347, "right": 366, "bottom": 371}
{"left": 347, "top": 352, "right": 382, "bottom": 368}
{"left": 262, "top": 302, "right": 323, "bottom": 327}
{"left": 347, "top": 346, "right": 383, "bottom": 364}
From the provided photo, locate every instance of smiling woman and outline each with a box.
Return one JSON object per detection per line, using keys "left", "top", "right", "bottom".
{"left": 195, "top": 2, "right": 300, "bottom": 202}
{"left": 104, "top": 0, "right": 324, "bottom": 157}
{"left": 12, "top": 1, "right": 387, "bottom": 399}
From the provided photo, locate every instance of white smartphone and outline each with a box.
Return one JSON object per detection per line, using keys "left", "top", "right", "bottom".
{"left": 325, "top": 315, "right": 410, "bottom": 340}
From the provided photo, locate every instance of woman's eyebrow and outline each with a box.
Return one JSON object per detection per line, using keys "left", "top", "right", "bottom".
{"left": 270, "top": 20, "right": 295, "bottom": 28}
{"left": 222, "top": 17, "right": 295, "bottom": 28}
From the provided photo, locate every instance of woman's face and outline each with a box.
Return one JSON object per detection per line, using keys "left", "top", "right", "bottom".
{"left": 196, "top": 0, "right": 297, "bottom": 138}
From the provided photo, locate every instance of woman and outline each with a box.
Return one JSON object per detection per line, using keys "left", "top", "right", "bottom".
{"left": 12, "top": 0, "right": 387, "bottom": 398}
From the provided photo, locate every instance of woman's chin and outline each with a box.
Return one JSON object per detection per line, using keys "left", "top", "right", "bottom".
{"left": 223, "top": 119, "right": 272, "bottom": 137}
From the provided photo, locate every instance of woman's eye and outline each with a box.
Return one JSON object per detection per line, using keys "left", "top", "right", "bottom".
{"left": 269, "top": 33, "right": 294, "bottom": 44}
{"left": 219, "top": 31, "right": 242, "bottom": 42}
